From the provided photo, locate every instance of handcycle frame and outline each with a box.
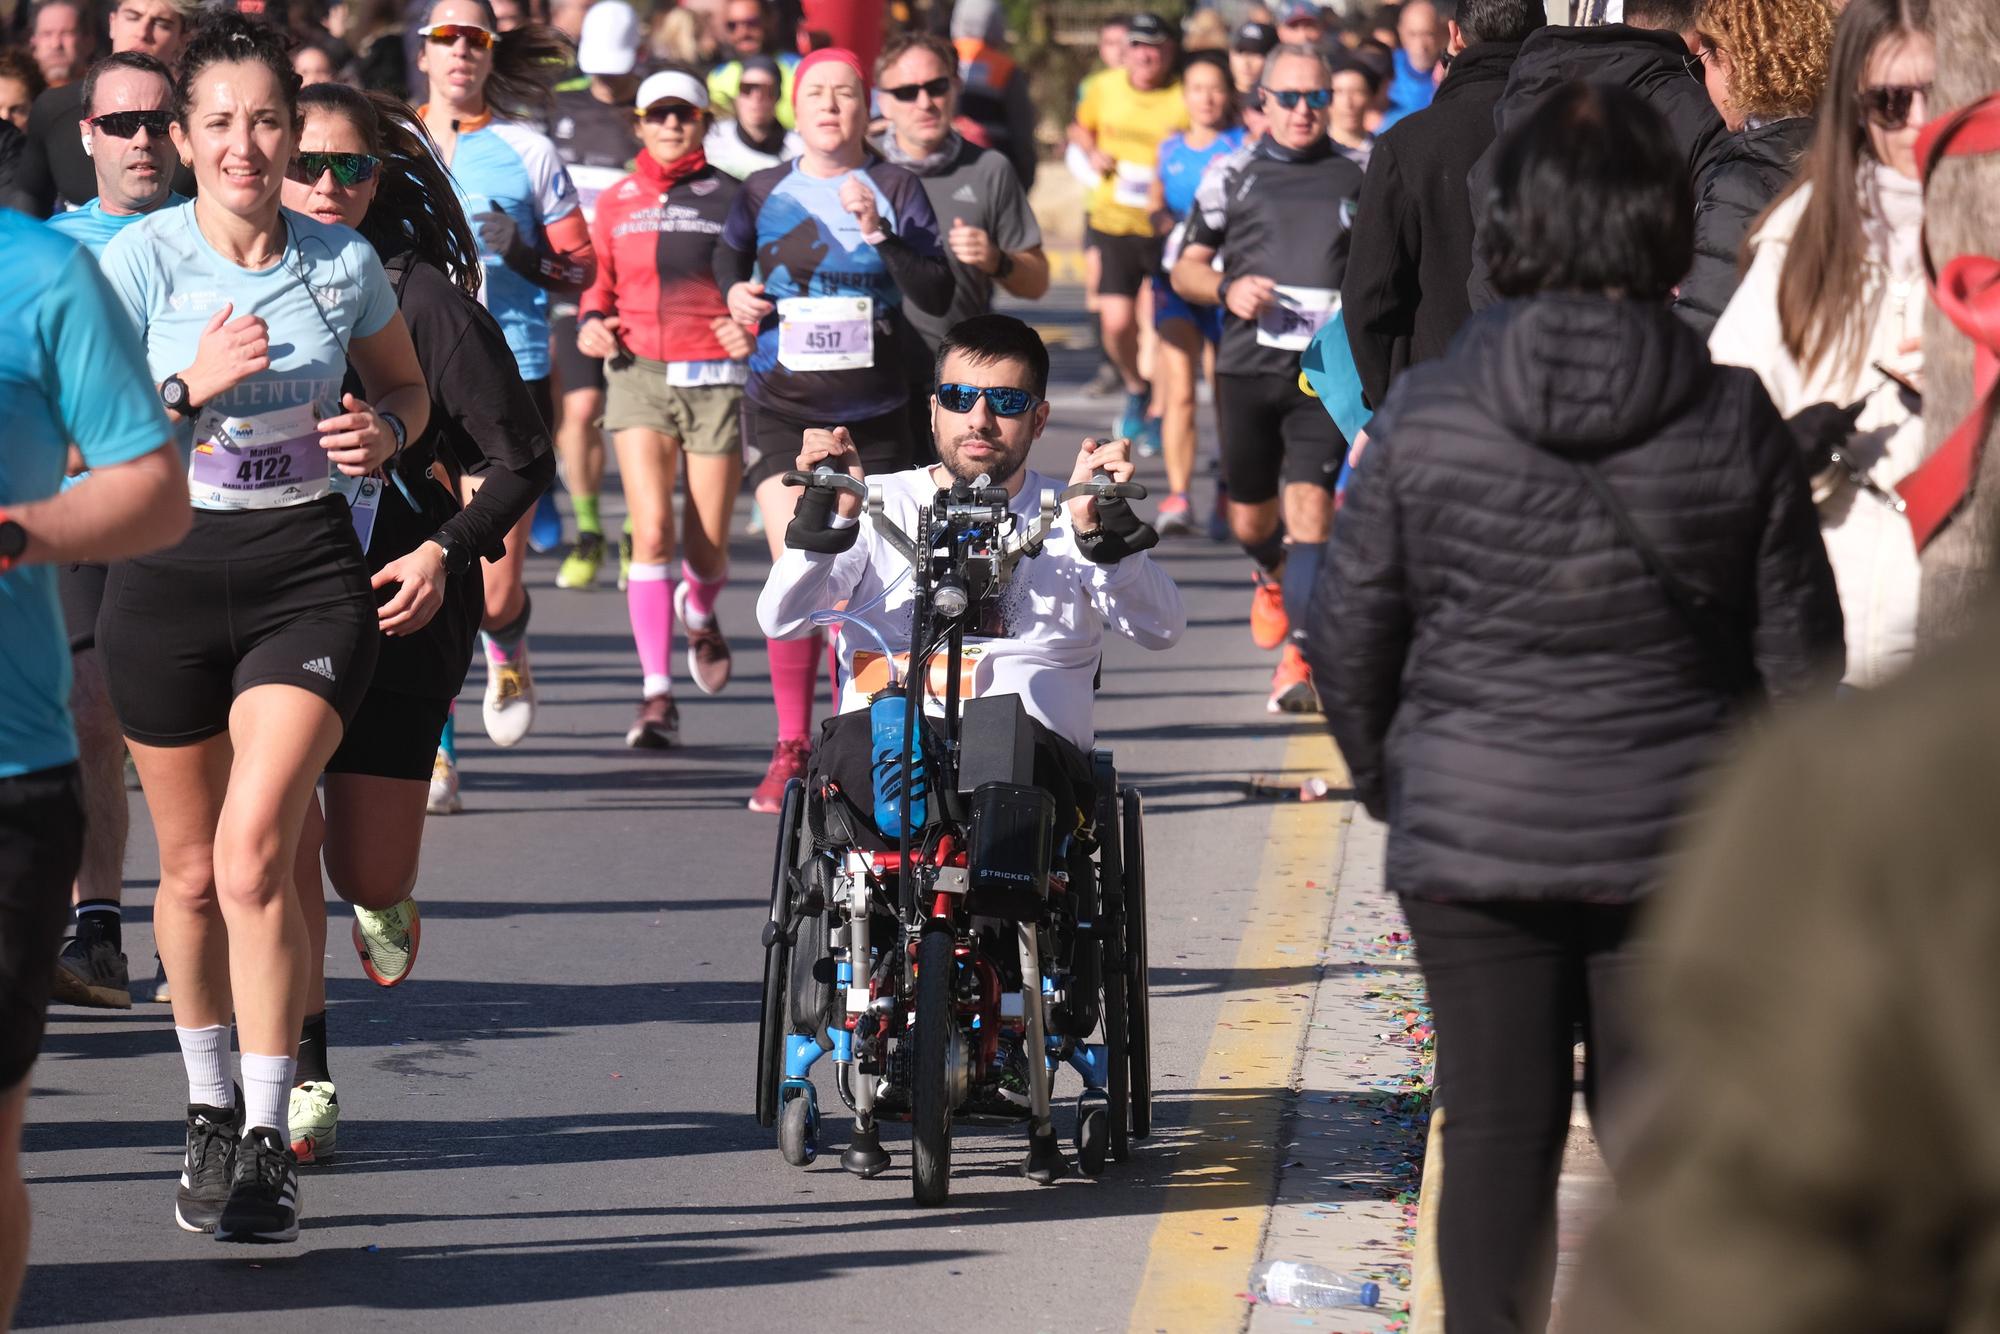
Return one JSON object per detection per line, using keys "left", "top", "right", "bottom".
{"left": 754, "top": 464, "right": 1154, "bottom": 1201}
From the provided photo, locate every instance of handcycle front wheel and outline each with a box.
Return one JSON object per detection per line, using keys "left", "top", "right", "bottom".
{"left": 911, "top": 925, "right": 957, "bottom": 1206}
{"left": 755, "top": 778, "right": 806, "bottom": 1128}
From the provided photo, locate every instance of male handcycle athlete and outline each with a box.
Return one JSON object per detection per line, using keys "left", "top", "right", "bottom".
{"left": 756, "top": 312, "right": 1185, "bottom": 802}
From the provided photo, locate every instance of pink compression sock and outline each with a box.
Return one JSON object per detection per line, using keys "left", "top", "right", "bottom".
{"left": 768, "top": 632, "right": 823, "bottom": 744}
{"left": 627, "top": 563, "right": 675, "bottom": 698}
{"left": 681, "top": 562, "right": 725, "bottom": 624}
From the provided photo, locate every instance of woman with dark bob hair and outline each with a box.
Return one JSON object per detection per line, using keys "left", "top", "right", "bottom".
{"left": 1309, "top": 79, "right": 1845, "bottom": 1330}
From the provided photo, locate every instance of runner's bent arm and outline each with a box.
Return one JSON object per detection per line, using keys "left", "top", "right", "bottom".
{"left": 1075, "top": 538, "right": 1185, "bottom": 651}
{"left": 15, "top": 447, "right": 188, "bottom": 563}
{"left": 989, "top": 164, "right": 1049, "bottom": 301}
{"left": 757, "top": 533, "right": 873, "bottom": 640}
{"left": 1170, "top": 241, "right": 1224, "bottom": 307}
{"left": 871, "top": 168, "right": 954, "bottom": 317}
{"left": 344, "top": 311, "right": 433, "bottom": 464}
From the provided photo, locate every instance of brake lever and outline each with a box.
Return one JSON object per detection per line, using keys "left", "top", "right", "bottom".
{"left": 780, "top": 466, "right": 869, "bottom": 504}
{"left": 1057, "top": 469, "right": 1149, "bottom": 504}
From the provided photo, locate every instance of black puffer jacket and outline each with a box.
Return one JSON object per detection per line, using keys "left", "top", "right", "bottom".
{"left": 1308, "top": 296, "right": 1844, "bottom": 903}
{"left": 1466, "top": 25, "right": 1727, "bottom": 310}
{"left": 1673, "top": 117, "right": 1815, "bottom": 336}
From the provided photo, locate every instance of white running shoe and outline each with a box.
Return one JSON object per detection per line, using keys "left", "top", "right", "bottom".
{"left": 288, "top": 1081, "right": 338, "bottom": 1164}
{"left": 482, "top": 645, "right": 537, "bottom": 747}
{"left": 352, "top": 899, "right": 421, "bottom": 987}
{"left": 427, "top": 748, "right": 462, "bottom": 815}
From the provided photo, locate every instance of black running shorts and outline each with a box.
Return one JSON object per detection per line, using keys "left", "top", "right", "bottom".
{"left": 1094, "top": 232, "right": 1165, "bottom": 301}
{"left": 550, "top": 308, "right": 606, "bottom": 397}
{"left": 0, "top": 763, "right": 84, "bottom": 1091}
{"left": 741, "top": 395, "right": 923, "bottom": 495}
{"left": 98, "top": 495, "right": 380, "bottom": 746}
{"left": 325, "top": 688, "right": 453, "bottom": 782}
{"left": 1215, "top": 370, "right": 1346, "bottom": 506}
{"left": 58, "top": 561, "right": 107, "bottom": 653}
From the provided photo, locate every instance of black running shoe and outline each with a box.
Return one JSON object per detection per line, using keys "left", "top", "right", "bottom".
{"left": 175, "top": 1099, "right": 242, "bottom": 1233}
{"left": 214, "top": 1127, "right": 301, "bottom": 1244}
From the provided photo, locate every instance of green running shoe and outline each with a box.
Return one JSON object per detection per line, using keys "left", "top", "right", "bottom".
{"left": 556, "top": 531, "right": 605, "bottom": 590}
{"left": 352, "top": 899, "right": 421, "bottom": 988}
{"left": 288, "top": 1081, "right": 338, "bottom": 1165}
{"left": 616, "top": 523, "right": 633, "bottom": 591}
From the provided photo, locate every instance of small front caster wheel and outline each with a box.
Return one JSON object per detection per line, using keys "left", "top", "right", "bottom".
{"left": 779, "top": 1095, "right": 818, "bottom": 1167}
{"left": 1076, "top": 1105, "right": 1110, "bottom": 1176}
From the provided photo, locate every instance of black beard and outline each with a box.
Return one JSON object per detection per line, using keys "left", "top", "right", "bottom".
{"left": 940, "top": 436, "right": 1025, "bottom": 488}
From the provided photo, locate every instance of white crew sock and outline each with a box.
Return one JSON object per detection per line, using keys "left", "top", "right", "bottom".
{"left": 175, "top": 1024, "right": 233, "bottom": 1109}
{"left": 240, "top": 1052, "right": 296, "bottom": 1136}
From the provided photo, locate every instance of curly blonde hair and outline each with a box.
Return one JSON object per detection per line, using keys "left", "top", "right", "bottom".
{"left": 1698, "top": 0, "right": 1837, "bottom": 121}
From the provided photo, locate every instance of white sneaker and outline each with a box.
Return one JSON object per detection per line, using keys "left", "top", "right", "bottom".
{"left": 481, "top": 645, "right": 537, "bottom": 747}
{"left": 426, "top": 748, "right": 462, "bottom": 815}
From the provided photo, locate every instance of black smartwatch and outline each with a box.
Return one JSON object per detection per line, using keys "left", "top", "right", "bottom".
{"left": 0, "top": 512, "right": 25, "bottom": 574}
{"left": 427, "top": 531, "right": 467, "bottom": 574}
{"left": 994, "top": 249, "right": 1015, "bottom": 282}
{"left": 159, "top": 375, "right": 199, "bottom": 416}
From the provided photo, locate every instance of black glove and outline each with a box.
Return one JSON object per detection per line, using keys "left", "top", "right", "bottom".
{"left": 472, "top": 209, "right": 589, "bottom": 293}
{"left": 1785, "top": 398, "right": 1868, "bottom": 476}
{"left": 786, "top": 484, "right": 861, "bottom": 554}
{"left": 1072, "top": 495, "right": 1160, "bottom": 565}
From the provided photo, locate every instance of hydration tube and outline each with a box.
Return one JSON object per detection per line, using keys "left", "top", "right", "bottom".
{"left": 807, "top": 565, "right": 910, "bottom": 685}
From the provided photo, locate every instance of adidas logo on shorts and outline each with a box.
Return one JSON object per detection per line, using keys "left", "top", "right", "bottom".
{"left": 302, "top": 657, "right": 337, "bottom": 682}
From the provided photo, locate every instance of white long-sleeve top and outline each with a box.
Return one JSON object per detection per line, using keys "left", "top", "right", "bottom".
{"left": 756, "top": 466, "right": 1186, "bottom": 749}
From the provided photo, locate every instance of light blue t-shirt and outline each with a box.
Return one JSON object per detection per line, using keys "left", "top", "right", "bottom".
{"left": 446, "top": 118, "right": 580, "bottom": 382}
{"left": 46, "top": 193, "right": 190, "bottom": 259}
{"left": 1159, "top": 129, "right": 1244, "bottom": 222}
{"left": 100, "top": 201, "right": 398, "bottom": 509}
{"left": 0, "top": 211, "right": 169, "bottom": 778}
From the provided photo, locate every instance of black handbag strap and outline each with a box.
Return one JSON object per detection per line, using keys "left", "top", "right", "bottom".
{"left": 1571, "top": 459, "right": 1759, "bottom": 698}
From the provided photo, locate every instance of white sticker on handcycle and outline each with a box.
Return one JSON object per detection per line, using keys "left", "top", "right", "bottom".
{"left": 1255, "top": 285, "right": 1340, "bottom": 351}
{"left": 777, "top": 295, "right": 874, "bottom": 372}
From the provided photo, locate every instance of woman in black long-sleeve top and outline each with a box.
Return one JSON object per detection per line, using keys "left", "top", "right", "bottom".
{"left": 276, "top": 83, "right": 556, "bottom": 1163}
{"left": 1308, "top": 80, "right": 1844, "bottom": 1332}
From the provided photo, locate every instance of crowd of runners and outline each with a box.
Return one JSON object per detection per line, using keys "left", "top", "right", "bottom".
{"left": 0, "top": 0, "right": 1966, "bottom": 1323}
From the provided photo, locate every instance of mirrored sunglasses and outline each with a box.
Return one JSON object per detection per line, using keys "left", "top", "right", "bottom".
{"left": 88, "top": 109, "right": 171, "bottom": 138}
{"left": 1261, "top": 87, "right": 1331, "bottom": 110}
{"left": 285, "top": 151, "right": 383, "bottom": 186}
{"left": 419, "top": 21, "right": 494, "bottom": 48}
{"left": 935, "top": 383, "right": 1040, "bottom": 417}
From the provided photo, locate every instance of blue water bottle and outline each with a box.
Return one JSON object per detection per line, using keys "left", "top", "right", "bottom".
{"left": 869, "top": 693, "right": 927, "bottom": 837}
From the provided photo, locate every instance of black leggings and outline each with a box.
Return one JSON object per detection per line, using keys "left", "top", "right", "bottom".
{"left": 1401, "top": 895, "right": 1645, "bottom": 1334}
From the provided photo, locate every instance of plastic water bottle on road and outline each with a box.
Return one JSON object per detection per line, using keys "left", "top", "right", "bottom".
{"left": 1247, "top": 1261, "right": 1381, "bottom": 1309}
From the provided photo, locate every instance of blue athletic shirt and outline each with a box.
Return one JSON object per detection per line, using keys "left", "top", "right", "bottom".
{"left": 443, "top": 114, "right": 581, "bottom": 382}
{"left": 0, "top": 213, "right": 169, "bottom": 778}
{"left": 1158, "top": 128, "right": 1244, "bottom": 223}
{"left": 46, "top": 193, "right": 190, "bottom": 259}
{"left": 719, "top": 157, "right": 943, "bottom": 421}
{"left": 99, "top": 201, "right": 399, "bottom": 509}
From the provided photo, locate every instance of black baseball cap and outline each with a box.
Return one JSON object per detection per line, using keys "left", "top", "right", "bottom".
{"left": 1125, "top": 12, "right": 1171, "bottom": 45}
{"left": 1232, "top": 20, "right": 1277, "bottom": 53}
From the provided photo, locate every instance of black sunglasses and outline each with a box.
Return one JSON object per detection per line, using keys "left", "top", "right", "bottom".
{"left": 1260, "top": 87, "right": 1331, "bottom": 110}
{"left": 936, "top": 383, "right": 1040, "bottom": 417}
{"left": 882, "top": 76, "right": 952, "bottom": 103}
{"left": 637, "top": 102, "right": 702, "bottom": 124}
{"left": 285, "top": 151, "right": 382, "bottom": 186}
{"left": 1860, "top": 83, "right": 1930, "bottom": 129}
{"left": 88, "top": 109, "right": 171, "bottom": 138}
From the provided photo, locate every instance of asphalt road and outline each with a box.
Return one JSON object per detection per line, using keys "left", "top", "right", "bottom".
{"left": 19, "top": 317, "right": 1328, "bottom": 1332}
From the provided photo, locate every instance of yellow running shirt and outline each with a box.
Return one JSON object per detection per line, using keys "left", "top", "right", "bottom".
{"left": 1076, "top": 69, "right": 1190, "bottom": 238}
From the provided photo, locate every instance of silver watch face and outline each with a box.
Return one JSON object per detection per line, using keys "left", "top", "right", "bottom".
{"left": 162, "top": 379, "right": 186, "bottom": 407}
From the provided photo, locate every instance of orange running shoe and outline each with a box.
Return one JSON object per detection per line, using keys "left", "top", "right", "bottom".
{"left": 1267, "top": 644, "right": 1320, "bottom": 715}
{"left": 1250, "top": 572, "right": 1289, "bottom": 651}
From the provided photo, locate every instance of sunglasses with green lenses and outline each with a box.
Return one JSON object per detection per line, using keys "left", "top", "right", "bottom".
{"left": 935, "top": 383, "right": 1041, "bottom": 417}
{"left": 285, "top": 151, "right": 383, "bottom": 187}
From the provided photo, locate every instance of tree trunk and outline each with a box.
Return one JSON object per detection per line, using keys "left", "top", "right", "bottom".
{"left": 1914, "top": 0, "right": 2000, "bottom": 645}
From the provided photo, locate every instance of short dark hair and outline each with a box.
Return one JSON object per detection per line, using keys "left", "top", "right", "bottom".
{"left": 934, "top": 313, "right": 1049, "bottom": 399}
{"left": 1329, "top": 54, "right": 1382, "bottom": 93}
{"left": 1623, "top": 0, "right": 1701, "bottom": 30}
{"left": 1453, "top": 0, "right": 1543, "bottom": 44}
{"left": 1368, "top": 3, "right": 1401, "bottom": 32}
{"left": 874, "top": 29, "right": 955, "bottom": 82}
{"left": 82, "top": 50, "right": 169, "bottom": 116}
{"left": 1480, "top": 80, "right": 1693, "bottom": 302}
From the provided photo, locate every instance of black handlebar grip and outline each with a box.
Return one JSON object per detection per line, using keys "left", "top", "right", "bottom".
{"left": 1073, "top": 494, "right": 1160, "bottom": 565}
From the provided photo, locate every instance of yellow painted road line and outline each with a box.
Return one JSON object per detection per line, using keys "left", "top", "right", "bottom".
{"left": 1127, "top": 726, "right": 1346, "bottom": 1334}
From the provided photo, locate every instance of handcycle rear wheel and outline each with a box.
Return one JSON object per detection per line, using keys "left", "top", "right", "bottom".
{"left": 755, "top": 779, "right": 805, "bottom": 1128}
{"left": 1122, "top": 786, "right": 1153, "bottom": 1139}
{"left": 911, "top": 926, "right": 957, "bottom": 1206}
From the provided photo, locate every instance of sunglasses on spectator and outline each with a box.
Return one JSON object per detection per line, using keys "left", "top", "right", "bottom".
{"left": 88, "top": 109, "right": 171, "bottom": 138}
{"left": 935, "top": 383, "right": 1040, "bottom": 417}
{"left": 725, "top": 17, "right": 761, "bottom": 30}
{"left": 737, "top": 79, "right": 777, "bottom": 97}
{"left": 1860, "top": 83, "right": 1930, "bottom": 129}
{"left": 882, "top": 76, "right": 952, "bottom": 103}
{"left": 1260, "top": 87, "right": 1331, "bottom": 110}
{"left": 637, "top": 102, "right": 701, "bottom": 124}
{"left": 419, "top": 22, "right": 494, "bottom": 49}
{"left": 285, "top": 151, "right": 382, "bottom": 186}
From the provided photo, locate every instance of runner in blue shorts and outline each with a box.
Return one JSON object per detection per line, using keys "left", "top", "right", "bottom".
{"left": 1146, "top": 50, "right": 1243, "bottom": 536}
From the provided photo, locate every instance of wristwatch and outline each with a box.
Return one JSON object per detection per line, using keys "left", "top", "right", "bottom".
{"left": 159, "top": 374, "right": 199, "bottom": 416}
{"left": 0, "top": 511, "right": 24, "bottom": 574}
{"left": 994, "top": 249, "right": 1015, "bottom": 281}
{"left": 427, "top": 530, "right": 466, "bottom": 574}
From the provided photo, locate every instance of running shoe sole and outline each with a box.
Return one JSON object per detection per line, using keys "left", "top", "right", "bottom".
{"left": 626, "top": 721, "right": 679, "bottom": 749}
{"left": 214, "top": 1218, "right": 300, "bottom": 1245}
{"left": 1268, "top": 681, "right": 1321, "bottom": 715}
{"left": 48, "top": 963, "right": 132, "bottom": 1009}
